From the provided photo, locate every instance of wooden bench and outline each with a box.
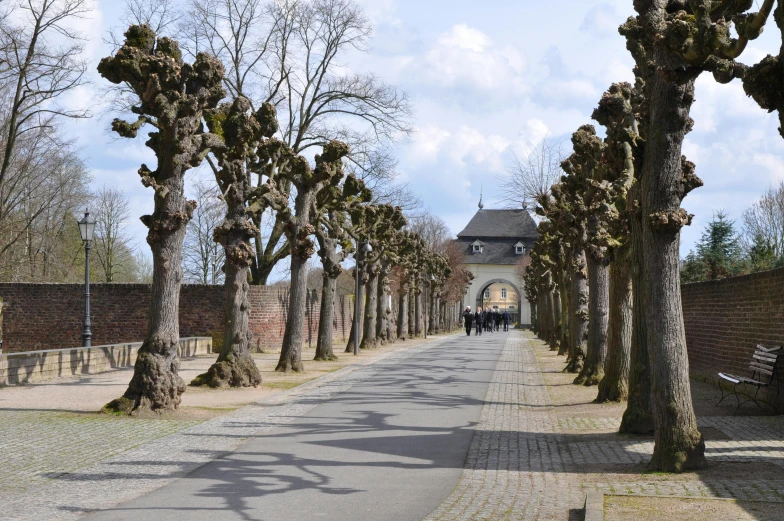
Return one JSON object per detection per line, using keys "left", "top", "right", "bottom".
{"left": 717, "top": 344, "right": 781, "bottom": 414}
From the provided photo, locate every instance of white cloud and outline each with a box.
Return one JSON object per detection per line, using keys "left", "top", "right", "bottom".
{"left": 580, "top": 4, "right": 621, "bottom": 38}
{"left": 387, "top": 24, "right": 529, "bottom": 108}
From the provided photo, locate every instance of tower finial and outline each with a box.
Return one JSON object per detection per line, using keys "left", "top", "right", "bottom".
{"left": 478, "top": 182, "right": 484, "bottom": 210}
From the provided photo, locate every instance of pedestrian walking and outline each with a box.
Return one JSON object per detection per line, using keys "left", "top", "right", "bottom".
{"left": 503, "top": 310, "right": 510, "bottom": 331}
{"left": 474, "top": 307, "right": 484, "bottom": 336}
{"left": 463, "top": 306, "right": 473, "bottom": 336}
{"left": 495, "top": 312, "right": 501, "bottom": 331}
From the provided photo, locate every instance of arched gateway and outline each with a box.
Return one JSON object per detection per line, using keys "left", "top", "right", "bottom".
{"left": 456, "top": 204, "right": 538, "bottom": 326}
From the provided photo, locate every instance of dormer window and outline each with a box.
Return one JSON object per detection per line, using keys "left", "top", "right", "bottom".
{"left": 472, "top": 240, "right": 484, "bottom": 254}
{"left": 514, "top": 241, "right": 525, "bottom": 255}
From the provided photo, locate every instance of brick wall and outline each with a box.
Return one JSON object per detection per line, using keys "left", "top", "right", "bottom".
{"left": 682, "top": 268, "right": 784, "bottom": 410}
{"left": 0, "top": 283, "right": 353, "bottom": 353}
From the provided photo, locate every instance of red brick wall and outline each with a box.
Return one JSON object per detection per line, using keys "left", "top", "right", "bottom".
{"left": 0, "top": 283, "right": 353, "bottom": 353}
{"left": 682, "top": 268, "right": 784, "bottom": 410}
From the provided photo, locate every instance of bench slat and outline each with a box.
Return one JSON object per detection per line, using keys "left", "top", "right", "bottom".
{"left": 749, "top": 362, "right": 774, "bottom": 375}
{"left": 757, "top": 345, "right": 782, "bottom": 353}
{"left": 753, "top": 353, "right": 777, "bottom": 363}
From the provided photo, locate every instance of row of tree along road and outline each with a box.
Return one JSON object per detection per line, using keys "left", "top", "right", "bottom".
{"left": 93, "top": 9, "right": 472, "bottom": 414}
{"left": 523, "top": 0, "right": 784, "bottom": 473}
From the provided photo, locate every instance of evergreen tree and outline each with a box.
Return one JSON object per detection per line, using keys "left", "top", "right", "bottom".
{"left": 681, "top": 211, "right": 745, "bottom": 283}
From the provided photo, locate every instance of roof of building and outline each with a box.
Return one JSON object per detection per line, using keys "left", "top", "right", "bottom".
{"left": 456, "top": 209, "right": 538, "bottom": 239}
{"left": 462, "top": 239, "right": 531, "bottom": 265}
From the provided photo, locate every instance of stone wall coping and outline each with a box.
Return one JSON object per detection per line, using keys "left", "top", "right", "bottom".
{"left": 0, "top": 337, "right": 207, "bottom": 360}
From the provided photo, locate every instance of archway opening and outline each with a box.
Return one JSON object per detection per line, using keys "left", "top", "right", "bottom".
{"left": 475, "top": 279, "right": 522, "bottom": 325}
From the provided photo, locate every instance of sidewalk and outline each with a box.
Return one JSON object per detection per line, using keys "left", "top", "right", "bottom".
{"left": 424, "top": 331, "right": 784, "bottom": 520}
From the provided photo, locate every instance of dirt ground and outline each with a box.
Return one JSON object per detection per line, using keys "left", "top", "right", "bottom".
{"left": 604, "top": 495, "right": 783, "bottom": 521}
{"left": 0, "top": 335, "right": 448, "bottom": 420}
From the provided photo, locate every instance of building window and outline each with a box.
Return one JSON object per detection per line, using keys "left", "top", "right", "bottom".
{"left": 473, "top": 244, "right": 481, "bottom": 253}
{"left": 501, "top": 288, "right": 507, "bottom": 299}
{"left": 515, "top": 245, "right": 525, "bottom": 254}
{"left": 484, "top": 289, "right": 490, "bottom": 299}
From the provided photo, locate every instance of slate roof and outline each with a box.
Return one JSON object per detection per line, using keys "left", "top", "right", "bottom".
{"left": 456, "top": 209, "right": 538, "bottom": 239}
{"left": 461, "top": 239, "right": 533, "bottom": 265}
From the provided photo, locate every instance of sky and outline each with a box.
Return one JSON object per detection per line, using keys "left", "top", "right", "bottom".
{"left": 62, "top": 0, "right": 784, "bottom": 278}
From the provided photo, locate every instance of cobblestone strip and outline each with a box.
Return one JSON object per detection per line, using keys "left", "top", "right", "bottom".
{"left": 423, "top": 331, "right": 575, "bottom": 521}
{"left": 0, "top": 335, "right": 455, "bottom": 521}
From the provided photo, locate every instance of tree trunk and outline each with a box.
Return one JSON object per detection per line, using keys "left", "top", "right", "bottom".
{"left": 360, "top": 264, "right": 379, "bottom": 349}
{"left": 344, "top": 276, "right": 365, "bottom": 353}
{"left": 641, "top": 65, "right": 704, "bottom": 471}
{"left": 428, "top": 291, "right": 436, "bottom": 335}
{"left": 530, "top": 301, "right": 538, "bottom": 334}
{"left": 558, "top": 270, "right": 570, "bottom": 356}
{"left": 388, "top": 297, "right": 397, "bottom": 343}
{"left": 575, "top": 255, "right": 609, "bottom": 386}
{"left": 104, "top": 161, "right": 191, "bottom": 414}
{"left": 620, "top": 192, "right": 654, "bottom": 434}
{"left": 552, "top": 285, "right": 561, "bottom": 350}
{"left": 414, "top": 288, "right": 423, "bottom": 337}
{"left": 398, "top": 291, "right": 409, "bottom": 340}
{"left": 565, "top": 248, "right": 588, "bottom": 373}
{"left": 314, "top": 274, "right": 338, "bottom": 361}
{"left": 276, "top": 252, "right": 307, "bottom": 372}
{"left": 408, "top": 290, "right": 415, "bottom": 337}
{"left": 191, "top": 261, "right": 261, "bottom": 388}
{"left": 376, "top": 272, "right": 388, "bottom": 345}
{"left": 596, "top": 258, "right": 632, "bottom": 402}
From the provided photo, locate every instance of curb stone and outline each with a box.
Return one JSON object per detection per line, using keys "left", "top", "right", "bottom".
{"left": 584, "top": 491, "right": 604, "bottom": 521}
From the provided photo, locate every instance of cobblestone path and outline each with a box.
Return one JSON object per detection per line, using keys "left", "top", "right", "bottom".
{"left": 424, "top": 331, "right": 784, "bottom": 521}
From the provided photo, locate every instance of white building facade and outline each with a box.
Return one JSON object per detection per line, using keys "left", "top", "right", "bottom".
{"left": 457, "top": 208, "right": 537, "bottom": 326}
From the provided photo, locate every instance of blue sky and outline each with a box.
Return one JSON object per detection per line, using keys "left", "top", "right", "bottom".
{"left": 65, "top": 0, "right": 784, "bottom": 275}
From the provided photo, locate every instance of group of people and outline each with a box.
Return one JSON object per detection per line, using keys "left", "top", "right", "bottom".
{"left": 462, "top": 306, "right": 510, "bottom": 336}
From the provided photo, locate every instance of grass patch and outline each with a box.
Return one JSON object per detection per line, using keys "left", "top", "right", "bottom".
{"left": 263, "top": 381, "right": 303, "bottom": 390}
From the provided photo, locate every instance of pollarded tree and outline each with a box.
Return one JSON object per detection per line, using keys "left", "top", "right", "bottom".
{"left": 619, "top": 0, "right": 772, "bottom": 471}
{"left": 395, "top": 232, "right": 427, "bottom": 340}
{"left": 591, "top": 82, "right": 638, "bottom": 402}
{"left": 313, "top": 175, "right": 373, "bottom": 361}
{"left": 355, "top": 205, "right": 407, "bottom": 350}
{"left": 260, "top": 140, "right": 351, "bottom": 372}
{"left": 190, "top": 99, "right": 278, "bottom": 388}
{"left": 564, "top": 125, "right": 611, "bottom": 387}
{"left": 99, "top": 25, "right": 226, "bottom": 413}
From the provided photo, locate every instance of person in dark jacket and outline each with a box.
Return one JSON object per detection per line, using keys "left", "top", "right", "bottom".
{"left": 494, "top": 311, "right": 501, "bottom": 331}
{"left": 503, "top": 310, "right": 511, "bottom": 331}
{"left": 484, "top": 309, "right": 492, "bottom": 333}
{"left": 463, "top": 307, "right": 473, "bottom": 336}
{"left": 474, "top": 307, "right": 484, "bottom": 335}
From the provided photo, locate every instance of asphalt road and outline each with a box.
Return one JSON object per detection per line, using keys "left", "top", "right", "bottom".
{"left": 83, "top": 331, "right": 507, "bottom": 521}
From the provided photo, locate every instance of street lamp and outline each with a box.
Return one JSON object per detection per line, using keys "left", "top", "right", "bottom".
{"left": 353, "top": 240, "right": 372, "bottom": 355}
{"left": 78, "top": 210, "right": 96, "bottom": 347}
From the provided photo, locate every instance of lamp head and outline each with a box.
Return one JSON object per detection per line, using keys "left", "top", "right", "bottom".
{"left": 362, "top": 242, "right": 372, "bottom": 253}
{"left": 78, "top": 209, "right": 96, "bottom": 242}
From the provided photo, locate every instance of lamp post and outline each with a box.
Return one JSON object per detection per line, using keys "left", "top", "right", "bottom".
{"left": 78, "top": 210, "right": 96, "bottom": 347}
{"left": 353, "top": 240, "right": 372, "bottom": 355}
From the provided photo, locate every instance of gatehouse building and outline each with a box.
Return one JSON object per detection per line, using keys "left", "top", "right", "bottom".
{"left": 456, "top": 202, "right": 537, "bottom": 326}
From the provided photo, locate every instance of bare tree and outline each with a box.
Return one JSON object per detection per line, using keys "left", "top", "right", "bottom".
{"left": 408, "top": 211, "right": 452, "bottom": 253}
{"left": 92, "top": 187, "right": 136, "bottom": 282}
{"left": 183, "top": 178, "right": 226, "bottom": 284}
{"left": 0, "top": 0, "right": 92, "bottom": 272}
{"left": 499, "top": 137, "right": 566, "bottom": 210}
{"left": 179, "top": 0, "right": 413, "bottom": 284}
{"left": 741, "top": 181, "right": 784, "bottom": 257}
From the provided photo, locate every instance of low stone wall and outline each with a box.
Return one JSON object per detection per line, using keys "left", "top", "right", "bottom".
{"left": 682, "top": 267, "right": 784, "bottom": 411}
{"left": 0, "top": 283, "right": 354, "bottom": 353}
{"left": 0, "top": 337, "right": 211, "bottom": 386}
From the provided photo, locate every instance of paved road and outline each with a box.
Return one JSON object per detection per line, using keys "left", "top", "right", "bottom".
{"left": 83, "top": 332, "right": 508, "bottom": 521}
